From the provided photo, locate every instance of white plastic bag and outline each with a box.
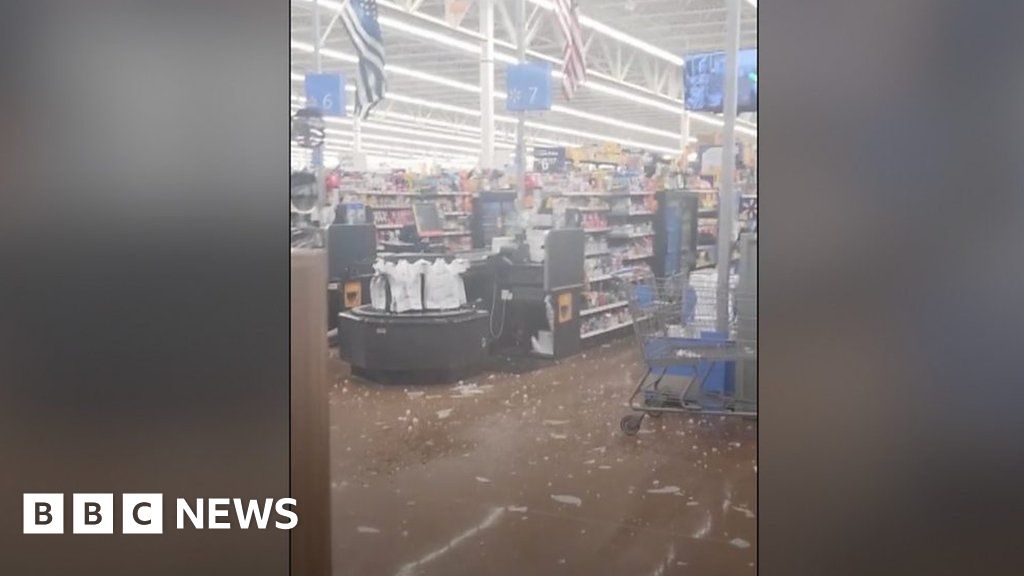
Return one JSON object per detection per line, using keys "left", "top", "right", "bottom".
{"left": 409, "top": 259, "right": 430, "bottom": 311}
{"left": 390, "top": 260, "right": 413, "bottom": 313}
{"left": 423, "top": 258, "right": 469, "bottom": 310}
{"left": 369, "top": 259, "right": 390, "bottom": 310}
{"left": 449, "top": 258, "right": 469, "bottom": 307}
{"left": 423, "top": 259, "right": 451, "bottom": 310}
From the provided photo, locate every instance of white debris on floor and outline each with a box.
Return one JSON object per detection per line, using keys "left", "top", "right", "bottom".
{"left": 550, "top": 494, "right": 582, "bottom": 506}
{"left": 646, "top": 486, "right": 681, "bottom": 495}
{"left": 729, "top": 538, "right": 751, "bottom": 549}
{"left": 731, "top": 505, "right": 755, "bottom": 519}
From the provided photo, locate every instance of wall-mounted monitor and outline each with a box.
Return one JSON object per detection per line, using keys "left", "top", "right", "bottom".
{"left": 684, "top": 48, "right": 757, "bottom": 113}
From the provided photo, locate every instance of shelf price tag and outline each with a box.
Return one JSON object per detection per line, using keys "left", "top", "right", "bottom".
{"left": 305, "top": 73, "right": 346, "bottom": 117}
{"left": 506, "top": 62, "right": 552, "bottom": 112}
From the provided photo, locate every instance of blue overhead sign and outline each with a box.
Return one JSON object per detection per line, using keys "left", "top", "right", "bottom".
{"left": 506, "top": 62, "right": 552, "bottom": 111}
{"left": 305, "top": 73, "right": 346, "bottom": 117}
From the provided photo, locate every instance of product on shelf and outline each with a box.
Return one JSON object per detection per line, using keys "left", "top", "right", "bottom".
{"left": 580, "top": 308, "right": 632, "bottom": 339}
{"left": 584, "top": 236, "right": 609, "bottom": 256}
{"left": 338, "top": 168, "right": 475, "bottom": 248}
{"left": 581, "top": 212, "right": 609, "bottom": 230}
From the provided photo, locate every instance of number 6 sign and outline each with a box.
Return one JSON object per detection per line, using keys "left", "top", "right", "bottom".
{"left": 305, "top": 73, "right": 346, "bottom": 117}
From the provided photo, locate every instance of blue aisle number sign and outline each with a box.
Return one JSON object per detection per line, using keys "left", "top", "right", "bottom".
{"left": 506, "top": 63, "right": 552, "bottom": 111}
{"left": 305, "top": 73, "right": 346, "bottom": 117}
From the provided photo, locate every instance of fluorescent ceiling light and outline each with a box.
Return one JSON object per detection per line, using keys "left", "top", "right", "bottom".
{"left": 323, "top": 138, "right": 476, "bottom": 159}
{"left": 689, "top": 113, "right": 758, "bottom": 137}
{"left": 291, "top": 99, "right": 579, "bottom": 149}
{"left": 387, "top": 93, "right": 480, "bottom": 116}
{"left": 324, "top": 127, "right": 481, "bottom": 155}
{"left": 521, "top": 120, "right": 678, "bottom": 155}
{"left": 550, "top": 104, "right": 679, "bottom": 139}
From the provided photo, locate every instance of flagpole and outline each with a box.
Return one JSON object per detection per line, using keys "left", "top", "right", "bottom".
{"left": 515, "top": 0, "right": 526, "bottom": 210}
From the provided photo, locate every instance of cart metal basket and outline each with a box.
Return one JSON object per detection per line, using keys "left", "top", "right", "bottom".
{"left": 619, "top": 272, "right": 757, "bottom": 435}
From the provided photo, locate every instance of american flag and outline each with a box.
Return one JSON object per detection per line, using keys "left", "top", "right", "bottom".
{"left": 340, "top": 0, "right": 387, "bottom": 119}
{"left": 553, "top": 0, "right": 587, "bottom": 100}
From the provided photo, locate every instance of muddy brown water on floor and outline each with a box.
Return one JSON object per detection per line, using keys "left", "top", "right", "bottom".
{"left": 327, "top": 338, "right": 756, "bottom": 575}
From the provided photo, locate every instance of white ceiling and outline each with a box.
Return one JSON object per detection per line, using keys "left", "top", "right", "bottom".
{"left": 291, "top": 0, "right": 757, "bottom": 164}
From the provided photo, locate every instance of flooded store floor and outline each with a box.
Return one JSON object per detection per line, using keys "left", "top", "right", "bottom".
{"left": 327, "top": 339, "right": 757, "bottom": 575}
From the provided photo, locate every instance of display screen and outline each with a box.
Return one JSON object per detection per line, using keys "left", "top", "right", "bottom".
{"left": 412, "top": 201, "right": 444, "bottom": 236}
{"left": 684, "top": 48, "right": 757, "bottom": 113}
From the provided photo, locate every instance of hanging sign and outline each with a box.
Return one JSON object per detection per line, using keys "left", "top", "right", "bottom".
{"left": 506, "top": 62, "right": 552, "bottom": 111}
{"left": 533, "top": 147, "right": 566, "bottom": 172}
{"left": 305, "top": 73, "right": 346, "bottom": 117}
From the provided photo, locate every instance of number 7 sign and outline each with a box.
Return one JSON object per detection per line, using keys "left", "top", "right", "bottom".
{"left": 506, "top": 63, "right": 552, "bottom": 112}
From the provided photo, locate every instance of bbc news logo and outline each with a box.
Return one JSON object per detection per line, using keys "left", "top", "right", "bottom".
{"left": 23, "top": 494, "right": 297, "bottom": 534}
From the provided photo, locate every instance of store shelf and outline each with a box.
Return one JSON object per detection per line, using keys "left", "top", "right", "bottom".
{"left": 581, "top": 320, "right": 633, "bottom": 340}
{"left": 585, "top": 251, "right": 610, "bottom": 258}
{"left": 575, "top": 206, "right": 610, "bottom": 212}
{"left": 580, "top": 301, "right": 628, "bottom": 317}
{"left": 370, "top": 205, "right": 412, "bottom": 210}
{"left": 586, "top": 273, "right": 614, "bottom": 283}
{"left": 374, "top": 224, "right": 404, "bottom": 230}
{"left": 362, "top": 191, "right": 470, "bottom": 197}
{"left": 628, "top": 211, "right": 655, "bottom": 217}
{"left": 608, "top": 232, "right": 653, "bottom": 240}
{"left": 621, "top": 253, "right": 654, "bottom": 261}
{"left": 584, "top": 227, "right": 611, "bottom": 234}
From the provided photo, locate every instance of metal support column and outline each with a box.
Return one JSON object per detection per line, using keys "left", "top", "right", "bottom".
{"left": 312, "top": 0, "right": 326, "bottom": 213}
{"left": 480, "top": 0, "right": 495, "bottom": 170}
{"left": 354, "top": 116, "right": 365, "bottom": 170}
{"left": 680, "top": 111, "right": 690, "bottom": 154}
{"left": 514, "top": 0, "right": 527, "bottom": 208}
{"left": 716, "top": 0, "right": 741, "bottom": 331}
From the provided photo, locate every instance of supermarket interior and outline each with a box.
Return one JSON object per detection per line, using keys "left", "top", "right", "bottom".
{"left": 289, "top": 0, "right": 757, "bottom": 574}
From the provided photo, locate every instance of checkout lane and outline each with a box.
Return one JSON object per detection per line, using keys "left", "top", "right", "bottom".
{"left": 328, "top": 196, "right": 589, "bottom": 382}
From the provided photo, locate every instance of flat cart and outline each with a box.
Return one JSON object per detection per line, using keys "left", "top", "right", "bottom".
{"left": 619, "top": 273, "right": 757, "bottom": 435}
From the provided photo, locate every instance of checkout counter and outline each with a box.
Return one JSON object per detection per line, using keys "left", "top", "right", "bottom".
{"left": 331, "top": 199, "right": 586, "bottom": 382}
{"left": 488, "top": 228, "right": 585, "bottom": 359}
{"left": 337, "top": 249, "right": 493, "bottom": 382}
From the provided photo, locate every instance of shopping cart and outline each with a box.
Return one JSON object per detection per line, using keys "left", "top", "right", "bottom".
{"left": 619, "top": 272, "right": 757, "bottom": 435}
